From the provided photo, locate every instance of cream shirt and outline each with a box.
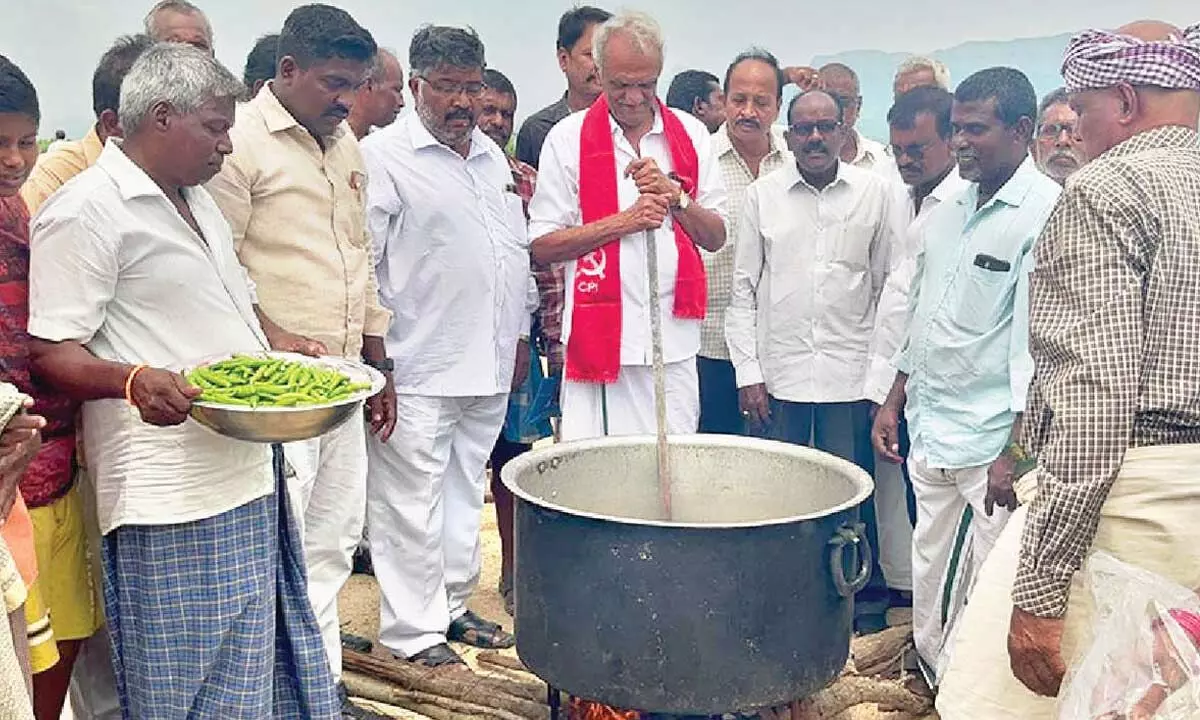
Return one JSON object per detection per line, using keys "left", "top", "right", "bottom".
{"left": 207, "top": 84, "right": 392, "bottom": 359}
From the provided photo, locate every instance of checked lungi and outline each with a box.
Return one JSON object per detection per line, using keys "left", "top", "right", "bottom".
{"left": 101, "top": 446, "right": 339, "bottom": 719}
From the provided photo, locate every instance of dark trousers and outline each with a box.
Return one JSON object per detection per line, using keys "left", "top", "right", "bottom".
{"left": 697, "top": 356, "right": 744, "bottom": 435}
{"left": 489, "top": 437, "right": 530, "bottom": 586}
{"left": 753, "top": 398, "right": 890, "bottom": 614}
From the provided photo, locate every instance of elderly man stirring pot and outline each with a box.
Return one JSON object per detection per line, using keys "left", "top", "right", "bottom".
{"left": 25, "top": 43, "right": 336, "bottom": 718}
{"left": 528, "top": 10, "right": 727, "bottom": 441}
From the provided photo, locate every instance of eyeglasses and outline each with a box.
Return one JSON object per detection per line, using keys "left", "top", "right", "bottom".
{"left": 892, "top": 140, "right": 936, "bottom": 162}
{"left": 789, "top": 121, "right": 841, "bottom": 137}
{"left": 418, "top": 76, "right": 485, "bottom": 98}
{"left": 1038, "top": 123, "right": 1078, "bottom": 140}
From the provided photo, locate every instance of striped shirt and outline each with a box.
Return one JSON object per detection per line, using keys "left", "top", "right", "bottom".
{"left": 1017, "top": 126, "right": 1200, "bottom": 617}
{"left": 700, "top": 124, "right": 789, "bottom": 360}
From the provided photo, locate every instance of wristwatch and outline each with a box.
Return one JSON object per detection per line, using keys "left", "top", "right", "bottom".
{"left": 362, "top": 357, "right": 394, "bottom": 373}
{"left": 675, "top": 189, "right": 691, "bottom": 211}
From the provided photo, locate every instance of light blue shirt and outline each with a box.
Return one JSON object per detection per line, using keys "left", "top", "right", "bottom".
{"left": 896, "top": 157, "right": 1061, "bottom": 469}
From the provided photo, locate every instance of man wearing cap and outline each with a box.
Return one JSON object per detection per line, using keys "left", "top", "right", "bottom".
{"left": 935, "top": 21, "right": 1200, "bottom": 719}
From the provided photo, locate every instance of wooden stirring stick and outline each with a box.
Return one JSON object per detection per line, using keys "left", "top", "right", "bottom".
{"left": 644, "top": 228, "right": 673, "bottom": 521}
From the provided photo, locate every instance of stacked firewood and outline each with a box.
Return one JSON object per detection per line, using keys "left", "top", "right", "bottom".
{"left": 341, "top": 624, "right": 934, "bottom": 720}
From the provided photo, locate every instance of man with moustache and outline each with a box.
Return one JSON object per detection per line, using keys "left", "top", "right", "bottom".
{"left": 26, "top": 43, "right": 336, "bottom": 718}
{"left": 206, "top": 6, "right": 395, "bottom": 711}
{"left": 866, "top": 86, "right": 970, "bottom": 612}
{"left": 347, "top": 49, "right": 405, "bottom": 140}
{"left": 819, "top": 63, "right": 890, "bottom": 171}
{"left": 1032, "top": 87, "right": 1084, "bottom": 184}
{"left": 516, "top": 5, "right": 613, "bottom": 169}
{"left": 666, "top": 69, "right": 726, "bottom": 133}
{"left": 936, "top": 21, "right": 1200, "bottom": 720}
{"left": 361, "top": 26, "right": 529, "bottom": 668}
{"left": 727, "top": 89, "right": 893, "bottom": 631}
{"left": 872, "top": 67, "right": 1061, "bottom": 686}
{"left": 530, "top": 11, "right": 727, "bottom": 441}
{"left": 697, "top": 49, "right": 789, "bottom": 436}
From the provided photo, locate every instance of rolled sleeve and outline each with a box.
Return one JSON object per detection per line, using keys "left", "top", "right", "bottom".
{"left": 28, "top": 213, "right": 118, "bottom": 344}
{"left": 724, "top": 190, "right": 765, "bottom": 389}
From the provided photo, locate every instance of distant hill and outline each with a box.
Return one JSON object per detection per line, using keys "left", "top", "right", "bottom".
{"left": 789, "top": 33, "right": 1072, "bottom": 141}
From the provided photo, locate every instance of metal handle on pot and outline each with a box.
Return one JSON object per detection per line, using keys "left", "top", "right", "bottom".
{"left": 828, "top": 523, "right": 873, "bottom": 598}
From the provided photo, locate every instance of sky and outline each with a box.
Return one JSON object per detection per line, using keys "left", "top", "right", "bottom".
{"left": 3, "top": 0, "right": 1195, "bottom": 137}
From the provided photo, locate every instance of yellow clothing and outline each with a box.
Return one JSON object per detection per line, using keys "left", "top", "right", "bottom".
{"left": 22, "top": 579, "right": 57, "bottom": 673}
{"left": 28, "top": 485, "right": 101, "bottom": 643}
{"left": 207, "top": 84, "right": 392, "bottom": 358}
{"left": 20, "top": 127, "right": 104, "bottom": 215}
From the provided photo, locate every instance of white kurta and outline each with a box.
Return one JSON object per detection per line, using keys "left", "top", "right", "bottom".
{"left": 361, "top": 115, "right": 530, "bottom": 657}
{"left": 528, "top": 107, "right": 727, "bottom": 438}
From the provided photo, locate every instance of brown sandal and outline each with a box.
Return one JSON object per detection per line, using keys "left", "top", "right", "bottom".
{"left": 447, "top": 610, "right": 515, "bottom": 649}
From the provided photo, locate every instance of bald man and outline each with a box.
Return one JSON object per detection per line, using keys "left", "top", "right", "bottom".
{"left": 936, "top": 20, "right": 1200, "bottom": 719}
{"left": 819, "top": 63, "right": 889, "bottom": 170}
{"left": 347, "top": 49, "right": 405, "bottom": 140}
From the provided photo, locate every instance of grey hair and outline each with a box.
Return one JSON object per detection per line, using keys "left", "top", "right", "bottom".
{"left": 368, "top": 47, "right": 399, "bottom": 83}
{"left": 118, "top": 42, "right": 243, "bottom": 133}
{"left": 895, "top": 55, "right": 951, "bottom": 90}
{"left": 143, "top": 0, "right": 212, "bottom": 42}
{"left": 593, "top": 11, "right": 664, "bottom": 76}
{"left": 1037, "top": 87, "right": 1071, "bottom": 124}
{"left": 408, "top": 25, "right": 485, "bottom": 79}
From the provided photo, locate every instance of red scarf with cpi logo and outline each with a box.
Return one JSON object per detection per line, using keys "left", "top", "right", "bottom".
{"left": 570, "top": 95, "right": 706, "bottom": 384}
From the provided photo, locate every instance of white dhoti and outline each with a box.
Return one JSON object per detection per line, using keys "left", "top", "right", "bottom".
{"left": 909, "top": 455, "right": 1012, "bottom": 682}
{"left": 559, "top": 359, "right": 700, "bottom": 441}
{"left": 874, "top": 455, "right": 913, "bottom": 592}
{"left": 936, "top": 445, "right": 1200, "bottom": 719}
{"left": 282, "top": 417, "right": 369, "bottom": 682}
{"left": 366, "top": 393, "right": 508, "bottom": 658}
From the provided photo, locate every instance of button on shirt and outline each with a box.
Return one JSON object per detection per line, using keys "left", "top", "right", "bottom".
{"left": 528, "top": 108, "right": 728, "bottom": 367}
{"left": 207, "top": 85, "right": 392, "bottom": 359}
{"left": 26, "top": 142, "right": 273, "bottom": 535}
{"left": 362, "top": 114, "right": 532, "bottom": 397}
{"left": 700, "top": 124, "right": 789, "bottom": 361}
{"left": 726, "top": 162, "right": 894, "bottom": 401}
{"left": 896, "top": 157, "right": 1061, "bottom": 470}
{"left": 863, "top": 170, "right": 971, "bottom": 404}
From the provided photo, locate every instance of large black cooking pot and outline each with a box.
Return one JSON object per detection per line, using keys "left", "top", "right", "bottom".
{"left": 500, "top": 435, "right": 874, "bottom": 715}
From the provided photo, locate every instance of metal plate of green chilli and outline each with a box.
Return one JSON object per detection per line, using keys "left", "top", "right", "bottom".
{"left": 181, "top": 351, "right": 385, "bottom": 411}
{"left": 178, "top": 351, "right": 386, "bottom": 443}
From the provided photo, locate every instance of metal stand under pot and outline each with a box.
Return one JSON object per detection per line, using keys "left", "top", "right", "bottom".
{"left": 501, "top": 434, "right": 874, "bottom": 717}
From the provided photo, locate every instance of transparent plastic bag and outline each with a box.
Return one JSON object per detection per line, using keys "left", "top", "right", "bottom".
{"left": 1059, "top": 552, "right": 1200, "bottom": 720}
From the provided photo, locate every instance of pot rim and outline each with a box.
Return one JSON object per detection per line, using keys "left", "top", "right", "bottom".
{"left": 499, "top": 434, "right": 875, "bottom": 529}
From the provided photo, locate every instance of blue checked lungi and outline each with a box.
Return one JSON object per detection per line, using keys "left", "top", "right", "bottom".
{"left": 101, "top": 445, "right": 339, "bottom": 719}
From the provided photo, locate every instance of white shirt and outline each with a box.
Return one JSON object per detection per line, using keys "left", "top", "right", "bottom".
{"left": 726, "top": 161, "right": 894, "bottom": 403}
{"left": 361, "top": 113, "right": 531, "bottom": 397}
{"left": 863, "top": 170, "right": 971, "bottom": 404}
{"left": 528, "top": 107, "right": 728, "bottom": 366}
{"left": 27, "top": 141, "right": 273, "bottom": 535}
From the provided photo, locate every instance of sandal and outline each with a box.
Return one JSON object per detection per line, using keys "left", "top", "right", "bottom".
{"left": 447, "top": 610, "right": 516, "bottom": 649}
{"left": 406, "top": 642, "right": 466, "bottom": 667}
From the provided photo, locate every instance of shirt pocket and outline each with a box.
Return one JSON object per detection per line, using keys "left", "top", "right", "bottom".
{"left": 484, "top": 188, "right": 529, "bottom": 253}
{"left": 822, "top": 221, "right": 874, "bottom": 310}
{"left": 336, "top": 168, "right": 368, "bottom": 249}
{"left": 951, "top": 262, "right": 1014, "bottom": 334}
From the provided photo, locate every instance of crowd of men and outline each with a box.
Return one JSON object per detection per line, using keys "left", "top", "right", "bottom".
{"left": 0, "top": 1, "right": 1197, "bottom": 718}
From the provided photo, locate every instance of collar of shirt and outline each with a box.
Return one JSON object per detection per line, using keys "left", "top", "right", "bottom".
{"left": 958, "top": 155, "right": 1042, "bottom": 215}
{"left": 713, "top": 123, "right": 788, "bottom": 165}
{"left": 1094, "top": 124, "right": 1199, "bottom": 162}
{"left": 778, "top": 159, "right": 858, "bottom": 194}
{"left": 257, "top": 82, "right": 348, "bottom": 145}
{"left": 851, "top": 130, "right": 888, "bottom": 168}
{"left": 98, "top": 138, "right": 171, "bottom": 200}
{"left": 410, "top": 113, "right": 492, "bottom": 161}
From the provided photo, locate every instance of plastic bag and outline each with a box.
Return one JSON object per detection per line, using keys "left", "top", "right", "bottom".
{"left": 1059, "top": 552, "right": 1200, "bottom": 720}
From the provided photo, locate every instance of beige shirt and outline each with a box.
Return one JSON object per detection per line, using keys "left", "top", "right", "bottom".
{"left": 207, "top": 85, "right": 391, "bottom": 358}
{"left": 21, "top": 126, "right": 105, "bottom": 214}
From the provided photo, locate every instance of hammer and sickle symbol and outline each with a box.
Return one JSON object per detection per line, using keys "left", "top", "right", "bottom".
{"left": 577, "top": 247, "right": 607, "bottom": 281}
